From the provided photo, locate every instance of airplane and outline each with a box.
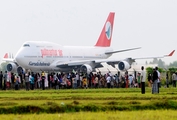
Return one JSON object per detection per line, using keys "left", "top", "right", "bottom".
{"left": 3, "top": 12, "right": 175, "bottom": 74}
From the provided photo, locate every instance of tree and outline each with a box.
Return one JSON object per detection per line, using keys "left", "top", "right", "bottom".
{"left": 167, "top": 67, "right": 177, "bottom": 84}
{"left": 149, "top": 58, "right": 166, "bottom": 68}
{"left": 152, "top": 58, "right": 158, "bottom": 64}
{"left": 168, "top": 61, "right": 177, "bottom": 68}
{"left": 158, "top": 59, "right": 165, "bottom": 68}
{"left": 0, "top": 62, "right": 8, "bottom": 72}
{"left": 146, "top": 67, "right": 165, "bottom": 74}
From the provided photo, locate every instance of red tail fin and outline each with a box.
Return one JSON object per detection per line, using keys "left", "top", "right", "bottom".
{"left": 95, "top": 12, "right": 115, "bottom": 47}
{"left": 3, "top": 53, "right": 8, "bottom": 58}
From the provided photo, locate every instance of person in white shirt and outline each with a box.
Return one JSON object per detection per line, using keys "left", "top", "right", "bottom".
{"left": 141, "top": 66, "right": 146, "bottom": 94}
{"left": 75, "top": 73, "right": 79, "bottom": 87}
{"left": 94, "top": 75, "right": 99, "bottom": 88}
{"left": 128, "top": 74, "right": 133, "bottom": 88}
{"left": 25, "top": 73, "right": 29, "bottom": 91}
{"left": 106, "top": 74, "right": 111, "bottom": 88}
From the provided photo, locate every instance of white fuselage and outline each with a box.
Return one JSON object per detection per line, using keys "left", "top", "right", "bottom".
{"left": 14, "top": 41, "right": 113, "bottom": 72}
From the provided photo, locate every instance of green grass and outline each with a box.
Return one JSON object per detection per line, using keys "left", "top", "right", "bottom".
{"left": 0, "top": 88, "right": 177, "bottom": 119}
{"left": 0, "top": 87, "right": 177, "bottom": 114}
{"left": 1, "top": 110, "right": 177, "bottom": 120}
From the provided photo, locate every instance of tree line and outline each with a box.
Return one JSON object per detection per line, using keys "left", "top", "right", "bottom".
{"left": 146, "top": 58, "right": 177, "bottom": 68}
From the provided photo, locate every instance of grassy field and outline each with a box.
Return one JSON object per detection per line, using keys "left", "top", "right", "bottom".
{"left": 1, "top": 110, "right": 177, "bottom": 120}
{"left": 0, "top": 87, "right": 177, "bottom": 119}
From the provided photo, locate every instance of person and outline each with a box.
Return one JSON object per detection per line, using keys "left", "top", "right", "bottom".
{"left": 73, "top": 76, "right": 77, "bottom": 89}
{"left": 37, "top": 73, "right": 41, "bottom": 88}
{"left": 148, "top": 73, "right": 152, "bottom": 87}
{"left": 152, "top": 68, "right": 158, "bottom": 94}
{"left": 87, "top": 73, "right": 92, "bottom": 88}
{"left": 133, "top": 78, "right": 138, "bottom": 88}
{"left": 155, "top": 67, "right": 160, "bottom": 93}
{"left": 172, "top": 72, "right": 176, "bottom": 87}
{"left": 45, "top": 74, "right": 49, "bottom": 89}
{"left": 17, "top": 74, "right": 21, "bottom": 89}
{"left": 175, "top": 72, "right": 177, "bottom": 88}
{"left": 41, "top": 71, "right": 45, "bottom": 90}
{"left": 137, "top": 72, "right": 141, "bottom": 88}
{"left": 18, "top": 73, "right": 22, "bottom": 89}
{"left": 30, "top": 73, "right": 35, "bottom": 90}
{"left": 11, "top": 73, "right": 15, "bottom": 89}
{"left": 166, "top": 73, "right": 169, "bottom": 88}
{"left": 25, "top": 72, "right": 30, "bottom": 91}
{"left": 94, "top": 75, "right": 99, "bottom": 88}
{"left": 115, "top": 74, "right": 119, "bottom": 88}
{"left": 128, "top": 74, "right": 133, "bottom": 88}
{"left": 0, "top": 71, "right": 3, "bottom": 89}
{"left": 58, "top": 74, "right": 63, "bottom": 89}
{"left": 125, "top": 71, "right": 129, "bottom": 88}
{"left": 75, "top": 73, "right": 80, "bottom": 88}
{"left": 6, "top": 72, "right": 11, "bottom": 89}
{"left": 66, "top": 73, "right": 71, "bottom": 88}
{"left": 82, "top": 76, "right": 87, "bottom": 89}
{"left": 49, "top": 73, "right": 54, "bottom": 88}
{"left": 3, "top": 71, "right": 7, "bottom": 90}
{"left": 53, "top": 73, "right": 58, "bottom": 89}
{"left": 141, "top": 66, "right": 146, "bottom": 94}
{"left": 106, "top": 74, "right": 111, "bottom": 88}
{"left": 15, "top": 76, "right": 20, "bottom": 90}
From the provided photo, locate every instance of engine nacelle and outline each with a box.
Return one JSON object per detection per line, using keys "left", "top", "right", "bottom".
{"left": 7, "top": 63, "right": 18, "bottom": 72}
{"left": 17, "top": 66, "right": 25, "bottom": 74}
{"left": 80, "top": 64, "right": 93, "bottom": 74}
{"left": 118, "top": 61, "right": 131, "bottom": 71}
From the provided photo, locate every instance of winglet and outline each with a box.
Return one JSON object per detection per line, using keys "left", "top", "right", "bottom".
{"left": 164, "top": 50, "right": 175, "bottom": 57}
{"left": 3, "top": 53, "right": 8, "bottom": 58}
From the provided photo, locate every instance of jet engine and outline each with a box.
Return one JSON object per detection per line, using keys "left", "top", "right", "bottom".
{"left": 6, "top": 62, "right": 18, "bottom": 72}
{"left": 118, "top": 61, "right": 131, "bottom": 71}
{"left": 17, "top": 66, "right": 25, "bottom": 74}
{"left": 80, "top": 64, "right": 93, "bottom": 74}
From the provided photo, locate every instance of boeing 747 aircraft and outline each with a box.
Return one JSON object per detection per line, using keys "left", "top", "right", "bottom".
{"left": 3, "top": 12, "right": 175, "bottom": 74}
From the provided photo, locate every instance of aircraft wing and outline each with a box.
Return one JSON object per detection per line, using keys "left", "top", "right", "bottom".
{"left": 94, "top": 49, "right": 174, "bottom": 62}
{"left": 105, "top": 47, "right": 141, "bottom": 54}
{"left": 101, "top": 50, "right": 175, "bottom": 68}
{"left": 133, "top": 50, "right": 175, "bottom": 60}
{"left": 55, "top": 50, "right": 175, "bottom": 72}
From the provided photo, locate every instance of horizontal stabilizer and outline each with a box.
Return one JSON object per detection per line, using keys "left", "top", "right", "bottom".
{"left": 2, "top": 53, "right": 15, "bottom": 62}
{"left": 3, "top": 53, "right": 8, "bottom": 58}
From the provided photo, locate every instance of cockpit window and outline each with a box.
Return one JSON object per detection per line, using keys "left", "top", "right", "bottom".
{"left": 23, "top": 44, "right": 30, "bottom": 47}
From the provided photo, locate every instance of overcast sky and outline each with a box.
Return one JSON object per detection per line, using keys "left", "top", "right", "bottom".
{"left": 0, "top": 0, "right": 176, "bottom": 65}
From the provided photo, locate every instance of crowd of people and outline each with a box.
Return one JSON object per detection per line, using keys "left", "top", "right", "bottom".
{"left": 0, "top": 70, "right": 139, "bottom": 90}
{"left": 0, "top": 66, "right": 175, "bottom": 94}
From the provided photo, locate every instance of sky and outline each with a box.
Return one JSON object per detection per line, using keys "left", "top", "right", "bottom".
{"left": 0, "top": 0, "right": 177, "bottom": 65}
